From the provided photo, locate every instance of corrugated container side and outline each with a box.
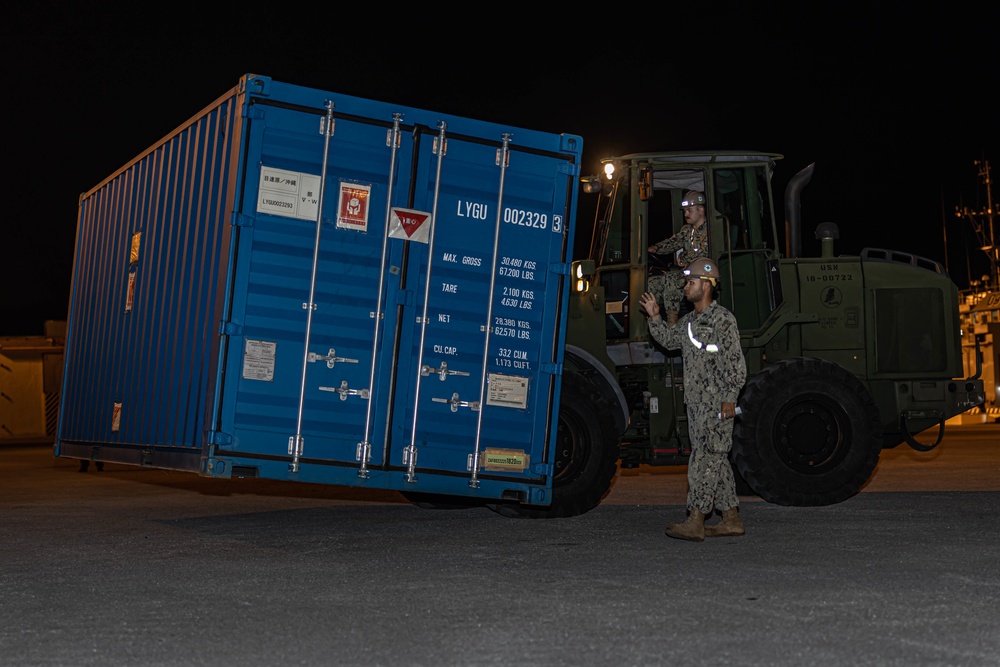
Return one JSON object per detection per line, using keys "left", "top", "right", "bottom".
{"left": 57, "top": 87, "right": 242, "bottom": 468}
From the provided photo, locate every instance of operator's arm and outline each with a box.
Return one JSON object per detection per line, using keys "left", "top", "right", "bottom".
{"left": 650, "top": 225, "right": 688, "bottom": 256}
{"left": 639, "top": 292, "right": 681, "bottom": 348}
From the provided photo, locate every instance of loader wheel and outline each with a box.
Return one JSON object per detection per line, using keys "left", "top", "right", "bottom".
{"left": 490, "top": 372, "right": 619, "bottom": 518}
{"left": 732, "top": 357, "right": 882, "bottom": 506}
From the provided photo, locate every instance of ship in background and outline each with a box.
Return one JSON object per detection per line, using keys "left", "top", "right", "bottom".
{"left": 953, "top": 159, "right": 999, "bottom": 422}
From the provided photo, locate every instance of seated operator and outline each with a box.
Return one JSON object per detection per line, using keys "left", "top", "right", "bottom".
{"left": 647, "top": 190, "right": 709, "bottom": 326}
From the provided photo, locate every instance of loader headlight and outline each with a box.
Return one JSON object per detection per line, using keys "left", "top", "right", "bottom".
{"left": 581, "top": 175, "right": 603, "bottom": 194}
{"left": 572, "top": 259, "right": 595, "bottom": 293}
{"left": 581, "top": 162, "right": 617, "bottom": 194}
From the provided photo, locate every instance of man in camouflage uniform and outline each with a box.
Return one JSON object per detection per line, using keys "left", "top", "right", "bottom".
{"left": 639, "top": 257, "right": 747, "bottom": 541}
{"left": 647, "top": 190, "right": 710, "bottom": 326}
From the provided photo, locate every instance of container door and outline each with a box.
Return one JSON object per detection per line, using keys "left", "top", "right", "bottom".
{"left": 388, "top": 127, "right": 571, "bottom": 502}
{"left": 216, "top": 100, "right": 404, "bottom": 480}
{"left": 214, "top": 88, "right": 575, "bottom": 504}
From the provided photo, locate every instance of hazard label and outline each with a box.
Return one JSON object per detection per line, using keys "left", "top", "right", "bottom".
{"left": 388, "top": 207, "right": 432, "bottom": 244}
{"left": 337, "top": 182, "right": 372, "bottom": 233}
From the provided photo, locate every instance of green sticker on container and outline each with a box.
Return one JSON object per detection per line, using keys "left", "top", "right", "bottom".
{"left": 482, "top": 448, "right": 529, "bottom": 472}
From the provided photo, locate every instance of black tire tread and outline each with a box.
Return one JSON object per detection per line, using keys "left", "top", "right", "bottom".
{"left": 733, "top": 357, "right": 882, "bottom": 506}
{"left": 491, "top": 372, "right": 619, "bottom": 519}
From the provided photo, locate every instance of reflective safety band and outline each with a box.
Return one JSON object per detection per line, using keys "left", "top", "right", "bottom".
{"left": 687, "top": 321, "right": 719, "bottom": 352}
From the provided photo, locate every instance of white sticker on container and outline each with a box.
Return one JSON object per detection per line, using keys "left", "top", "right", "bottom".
{"left": 243, "top": 339, "right": 276, "bottom": 382}
{"left": 257, "top": 166, "right": 321, "bottom": 221}
{"left": 486, "top": 373, "right": 529, "bottom": 409}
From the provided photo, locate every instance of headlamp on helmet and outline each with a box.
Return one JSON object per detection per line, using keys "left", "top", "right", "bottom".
{"left": 680, "top": 190, "right": 706, "bottom": 209}
{"left": 683, "top": 257, "right": 719, "bottom": 286}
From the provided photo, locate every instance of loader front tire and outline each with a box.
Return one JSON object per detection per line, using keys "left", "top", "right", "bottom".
{"left": 733, "top": 357, "right": 882, "bottom": 506}
{"left": 491, "top": 372, "right": 619, "bottom": 518}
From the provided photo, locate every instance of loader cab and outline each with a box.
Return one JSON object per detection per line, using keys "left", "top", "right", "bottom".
{"left": 578, "top": 152, "right": 784, "bottom": 354}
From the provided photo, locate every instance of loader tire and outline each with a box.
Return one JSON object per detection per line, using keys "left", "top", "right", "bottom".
{"left": 491, "top": 372, "right": 619, "bottom": 518}
{"left": 732, "top": 357, "right": 882, "bottom": 506}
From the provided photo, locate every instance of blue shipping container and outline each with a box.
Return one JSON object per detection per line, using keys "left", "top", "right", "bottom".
{"left": 56, "top": 74, "right": 583, "bottom": 508}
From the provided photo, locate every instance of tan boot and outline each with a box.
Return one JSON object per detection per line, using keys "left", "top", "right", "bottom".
{"left": 704, "top": 507, "right": 745, "bottom": 538}
{"left": 665, "top": 310, "right": 679, "bottom": 327}
{"left": 665, "top": 508, "right": 705, "bottom": 541}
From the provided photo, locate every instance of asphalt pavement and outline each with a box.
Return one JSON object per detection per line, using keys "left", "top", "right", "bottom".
{"left": 2, "top": 427, "right": 999, "bottom": 667}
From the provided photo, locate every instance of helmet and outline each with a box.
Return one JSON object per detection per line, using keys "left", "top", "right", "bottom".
{"left": 680, "top": 190, "right": 706, "bottom": 209}
{"left": 683, "top": 257, "right": 719, "bottom": 285}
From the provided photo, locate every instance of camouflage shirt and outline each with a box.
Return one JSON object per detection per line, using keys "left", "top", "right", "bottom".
{"left": 647, "top": 301, "right": 746, "bottom": 405}
{"left": 651, "top": 222, "right": 708, "bottom": 269}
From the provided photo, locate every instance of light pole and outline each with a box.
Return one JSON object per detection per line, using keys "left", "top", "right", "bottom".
{"left": 955, "top": 160, "right": 997, "bottom": 291}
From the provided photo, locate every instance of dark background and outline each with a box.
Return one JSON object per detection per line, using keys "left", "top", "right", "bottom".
{"left": 4, "top": 3, "right": 996, "bottom": 335}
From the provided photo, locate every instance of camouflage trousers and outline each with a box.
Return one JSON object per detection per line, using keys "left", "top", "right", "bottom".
{"left": 647, "top": 269, "right": 685, "bottom": 312}
{"left": 685, "top": 401, "right": 739, "bottom": 515}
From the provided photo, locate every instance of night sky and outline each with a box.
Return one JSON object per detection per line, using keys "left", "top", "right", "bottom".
{"left": 4, "top": 3, "right": 996, "bottom": 335}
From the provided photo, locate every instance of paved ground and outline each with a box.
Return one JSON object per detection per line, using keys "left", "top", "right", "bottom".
{"left": 1, "top": 424, "right": 998, "bottom": 666}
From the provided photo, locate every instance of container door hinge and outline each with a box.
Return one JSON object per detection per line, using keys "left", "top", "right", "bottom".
{"left": 556, "top": 161, "right": 580, "bottom": 177}
{"left": 395, "top": 289, "right": 414, "bottom": 306}
{"left": 231, "top": 212, "right": 254, "bottom": 228}
{"left": 219, "top": 321, "right": 243, "bottom": 336}
{"left": 540, "top": 362, "right": 562, "bottom": 376}
{"left": 551, "top": 262, "right": 571, "bottom": 275}
{"left": 245, "top": 104, "right": 266, "bottom": 121}
{"left": 209, "top": 430, "right": 233, "bottom": 446}
{"left": 531, "top": 462, "right": 554, "bottom": 476}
